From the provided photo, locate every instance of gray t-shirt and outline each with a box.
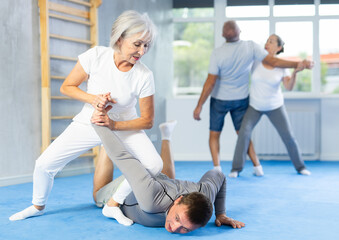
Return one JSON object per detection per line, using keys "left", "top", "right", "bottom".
{"left": 208, "top": 40, "right": 267, "bottom": 100}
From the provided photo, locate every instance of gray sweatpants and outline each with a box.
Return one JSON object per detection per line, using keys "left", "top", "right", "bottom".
{"left": 232, "top": 105, "right": 306, "bottom": 172}
{"left": 92, "top": 124, "right": 226, "bottom": 227}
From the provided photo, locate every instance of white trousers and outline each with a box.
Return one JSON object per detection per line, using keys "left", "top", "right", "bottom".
{"left": 32, "top": 121, "right": 162, "bottom": 206}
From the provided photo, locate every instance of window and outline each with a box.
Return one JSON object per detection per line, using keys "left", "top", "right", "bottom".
{"left": 276, "top": 22, "right": 313, "bottom": 92}
{"left": 173, "top": 0, "right": 214, "bottom": 95}
{"left": 173, "top": 8, "right": 214, "bottom": 18}
{"left": 273, "top": 5, "right": 315, "bottom": 16}
{"left": 320, "top": 19, "right": 339, "bottom": 93}
{"left": 172, "top": 0, "right": 339, "bottom": 95}
{"left": 320, "top": 0, "right": 339, "bottom": 15}
{"left": 319, "top": 4, "right": 339, "bottom": 15}
{"left": 173, "top": 0, "right": 214, "bottom": 18}
{"left": 226, "top": 5, "right": 269, "bottom": 17}
{"left": 274, "top": 0, "right": 315, "bottom": 16}
{"left": 236, "top": 20, "right": 269, "bottom": 45}
{"left": 173, "top": 22, "right": 214, "bottom": 94}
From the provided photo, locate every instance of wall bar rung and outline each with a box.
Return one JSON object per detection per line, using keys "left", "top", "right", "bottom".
{"left": 49, "top": 2, "right": 89, "bottom": 19}
{"left": 50, "top": 33, "right": 93, "bottom": 45}
{"left": 50, "top": 55, "right": 77, "bottom": 61}
{"left": 65, "top": 0, "right": 92, "bottom": 7}
{"left": 51, "top": 75, "right": 66, "bottom": 80}
{"left": 80, "top": 152, "right": 96, "bottom": 157}
{"left": 51, "top": 96, "right": 73, "bottom": 100}
{"left": 49, "top": 13, "right": 91, "bottom": 26}
{"left": 51, "top": 75, "right": 88, "bottom": 82}
{"left": 51, "top": 116, "right": 75, "bottom": 120}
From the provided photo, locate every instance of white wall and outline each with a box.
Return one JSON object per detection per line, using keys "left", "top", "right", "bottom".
{"left": 320, "top": 98, "right": 339, "bottom": 160}
{"left": 0, "top": 0, "right": 41, "bottom": 185}
{"left": 167, "top": 96, "right": 338, "bottom": 162}
{"left": 167, "top": 97, "right": 238, "bottom": 161}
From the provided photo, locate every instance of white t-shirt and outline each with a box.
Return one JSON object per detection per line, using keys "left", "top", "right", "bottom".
{"left": 208, "top": 40, "right": 267, "bottom": 100}
{"left": 73, "top": 46, "right": 155, "bottom": 124}
{"left": 250, "top": 61, "right": 289, "bottom": 111}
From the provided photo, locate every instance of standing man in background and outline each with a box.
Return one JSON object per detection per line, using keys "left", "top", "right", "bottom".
{"left": 193, "top": 21, "right": 313, "bottom": 176}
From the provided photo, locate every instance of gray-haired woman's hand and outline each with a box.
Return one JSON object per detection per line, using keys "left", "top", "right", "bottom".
{"left": 92, "top": 92, "right": 116, "bottom": 111}
{"left": 91, "top": 105, "right": 115, "bottom": 130}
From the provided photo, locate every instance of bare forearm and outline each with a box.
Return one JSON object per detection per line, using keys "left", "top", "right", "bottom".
{"left": 197, "top": 88, "right": 212, "bottom": 107}
{"left": 284, "top": 61, "right": 305, "bottom": 91}
{"left": 263, "top": 55, "right": 298, "bottom": 68}
{"left": 60, "top": 85, "right": 96, "bottom": 105}
{"left": 197, "top": 76, "right": 217, "bottom": 107}
{"left": 111, "top": 117, "right": 153, "bottom": 131}
{"left": 60, "top": 61, "right": 95, "bottom": 104}
{"left": 284, "top": 71, "right": 297, "bottom": 91}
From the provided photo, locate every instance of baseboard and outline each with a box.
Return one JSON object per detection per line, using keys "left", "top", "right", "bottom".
{"left": 173, "top": 154, "right": 320, "bottom": 161}
{"left": 319, "top": 154, "right": 339, "bottom": 161}
{"left": 259, "top": 155, "right": 319, "bottom": 161}
{"left": 173, "top": 153, "right": 233, "bottom": 161}
{"left": 0, "top": 174, "right": 33, "bottom": 187}
{"left": 55, "top": 166, "right": 95, "bottom": 178}
{"left": 0, "top": 166, "right": 95, "bottom": 187}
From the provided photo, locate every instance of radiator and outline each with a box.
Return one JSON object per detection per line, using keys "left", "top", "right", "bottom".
{"left": 252, "top": 111, "right": 316, "bottom": 156}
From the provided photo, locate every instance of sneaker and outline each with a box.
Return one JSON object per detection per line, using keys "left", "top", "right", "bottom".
{"left": 228, "top": 171, "right": 239, "bottom": 178}
{"left": 253, "top": 165, "right": 264, "bottom": 177}
{"left": 299, "top": 169, "right": 311, "bottom": 176}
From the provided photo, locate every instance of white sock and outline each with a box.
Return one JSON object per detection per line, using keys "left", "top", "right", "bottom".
{"left": 228, "top": 171, "right": 239, "bottom": 178}
{"left": 253, "top": 165, "right": 264, "bottom": 176}
{"left": 159, "top": 120, "right": 177, "bottom": 140}
{"left": 102, "top": 204, "right": 133, "bottom": 226}
{"left": 9, "top": 205, "right": 44, "bottom": 221}
{"left": 214, "top": 166, "right": 222, "bottom": 172}
{"left": 299, "top": 169, "right": 311, "bottom": 176}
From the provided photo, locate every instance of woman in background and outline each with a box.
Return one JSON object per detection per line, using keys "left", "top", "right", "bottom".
{"left": 229, "top": 34, "right": 312, "bottom": 178}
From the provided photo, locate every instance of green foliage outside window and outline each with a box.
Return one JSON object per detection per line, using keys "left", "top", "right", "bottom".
{"left": 174, "top": 22, "right": 214, "bottom": 89}
{"left": 285, "top": 54, "right": 328, "bottom": 92}
{"left": 173, "top": 8, "right": 214, "bottom": 18}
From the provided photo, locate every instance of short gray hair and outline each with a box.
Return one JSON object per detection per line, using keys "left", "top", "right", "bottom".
{"left": 110, "top": 10, "right": 157, "bottom": 51}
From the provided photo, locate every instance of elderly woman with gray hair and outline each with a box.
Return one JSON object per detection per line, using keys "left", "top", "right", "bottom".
{"left": 10, "top": 10, "right": 164, "bottom": 226}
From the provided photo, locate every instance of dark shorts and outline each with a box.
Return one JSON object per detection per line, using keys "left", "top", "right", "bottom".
{"left": 209, "top": 96, "right": 249, "bottom": 132}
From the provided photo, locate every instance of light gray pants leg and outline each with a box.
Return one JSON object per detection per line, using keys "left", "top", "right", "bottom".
{"left": 266, "top": 106, "right": 306, "bottom": 172}
{"left": 92, "top": 124, "right": 167, "bottom": 213}
{"left": 232, "top": 106, "right": 262, "bottom": 172}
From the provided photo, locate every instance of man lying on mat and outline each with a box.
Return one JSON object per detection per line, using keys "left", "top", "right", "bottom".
{"left": 92, "top": 109, "right": 244, "bottom": 234}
